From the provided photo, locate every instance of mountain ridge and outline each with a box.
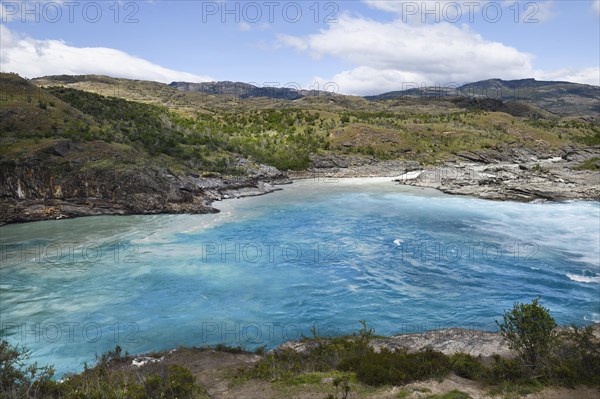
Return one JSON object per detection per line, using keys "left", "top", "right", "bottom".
{"left": 168, "top": 81, "right": 331, "bottom": 100}
{"left": 365, "top": 78, "right": 600, "bottom": 117}
{"left": 32, "top": 75, "right": 600, "bottom": 118}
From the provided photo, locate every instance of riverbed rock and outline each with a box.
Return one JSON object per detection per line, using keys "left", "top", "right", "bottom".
{"left": 561, "top": 145, "right": 600, "bottom": 162}
{"left": 394, "top": 146, "right": 600, "bottom": 202}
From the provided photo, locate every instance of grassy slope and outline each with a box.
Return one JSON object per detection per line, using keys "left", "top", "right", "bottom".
{"left": 31, "top": 74, "right": 600, "bottom": 165}
{"left": 1, "top": 74, "right": 243, "bottom": 176}
{"left": 0, "top": 73, "right": 97, "bottom": 138}
{"left": 3, "top": 73, "right": 599, "bottom": 176}
{"left": 0, "top": 73, "right": 147, "bottom": 176}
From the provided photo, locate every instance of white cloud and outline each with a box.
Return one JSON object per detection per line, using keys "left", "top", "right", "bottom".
{"left": 280, "top": 13, "right": 597, "bottom": 95}
{"left": 0, "top": 25, "right": 212, "bottom": 83}
{"left": 593, "top": 0, "right": 600, "bottom": 15}
{"left": 534, "top": 67, "right": 600, "bottom": 86}
{"left": 363, "top": 0, "right": 556, "bottom": 23}
{"left": 277, "top": 34, "right": 309, "bottom": 51}
{"left": 239, "top": 22, "right": 252, "bottom": 32}
{"left": 279, "top": 14, "right": 535, "bottom": 95}
{"left": 238, "top": 21, "right": 271, "bottom": 32}
{"left": 310, "top": 67, "right": 430, "bottom": 96}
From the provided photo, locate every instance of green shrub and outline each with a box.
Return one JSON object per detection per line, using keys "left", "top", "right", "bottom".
{"left": 0, "top": 342, "right": 206, "bottom": 399}
{"left": 53, "top": 361, "right": 202, "bottom": 399}
{"left": 485, "top": 355, "right": 527, "bottom": 384}
{"left": 0, "top": 340, "right": 55, "bottom": 398}
{"left": 214, "top": 344, "right": 246, "bottom": 354}
{"left": 496, "top": 297, "right": 557, "bottom": 374}
{"left": 424, "top": 390, "right": 472, "bottom": 399}
{"left": 338, "top": 348, "right": 451, "bottom": 386}
{"left": 449, "top": 353, "right": 485, "bottom": 380}
{"left": 155, "top": 364, "right": 197, "bottom": 398}
{"left": 552, "top": 325, "right": 600, "bottom": 387}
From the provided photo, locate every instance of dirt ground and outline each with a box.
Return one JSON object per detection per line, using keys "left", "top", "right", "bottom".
{"left": 148, "top": 348, "right": 599, "bottom": 399}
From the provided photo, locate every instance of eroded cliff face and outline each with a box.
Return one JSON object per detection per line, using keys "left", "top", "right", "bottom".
{"left": 0, "top": 140, "right": 289, "bottom": 225}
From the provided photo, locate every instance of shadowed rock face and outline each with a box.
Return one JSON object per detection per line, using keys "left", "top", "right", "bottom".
{"left": 0, "top": 140, "right": 290, "bottom": 225}
{"left": 169, "top": 81, "right": 325, "bottom": 101}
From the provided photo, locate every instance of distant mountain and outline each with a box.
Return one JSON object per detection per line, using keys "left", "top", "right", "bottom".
{"left": 366, "top": 79, "right": 600, "bottom": 117}
{"left": 34, "top": 75, "right": 599, "bottom": 118}
{"left": 169, "top": 81, "right": 327, "bottom": 100}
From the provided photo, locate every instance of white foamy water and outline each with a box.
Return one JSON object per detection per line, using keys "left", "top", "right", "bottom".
{"left": 566, "top": 273, "right": 600, "bottom": 284}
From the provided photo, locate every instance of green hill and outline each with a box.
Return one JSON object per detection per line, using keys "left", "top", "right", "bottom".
{"left": 2, "top": 72, "right": 599, "bottom": 223}
{"left": 11, "top": 73, "right": 600, "bottom": 167}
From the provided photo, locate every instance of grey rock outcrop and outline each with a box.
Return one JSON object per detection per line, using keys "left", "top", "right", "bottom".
{"left": 395, "top": 146, "right": 600, "bottom": 202}
{"left": 0, "top": 140, "right": 290, "bottom": 225}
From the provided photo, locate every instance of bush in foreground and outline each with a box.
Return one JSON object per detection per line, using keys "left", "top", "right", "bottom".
{"left": 496, "top": 296, "right": 558, "bottom": 374}
{"left": 0, "top": 343, "right": 207, "bottom": 399}
{"left": 240, "top": 299, "right": 599, "bottom": 393}
{"left": 3, "top": 299, "right": 599, "bottom": 397}
{"left": 0, "top": 340, "right": 55, "bottom": 398}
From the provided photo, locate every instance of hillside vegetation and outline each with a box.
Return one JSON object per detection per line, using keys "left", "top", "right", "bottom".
{"left": 7, "top": 73, "right": 599, "bottom": 171}
{"left": 1, "top": 72, "right": 599, "bottom": 224}
{"left": 366, "top": 78, "right": 600, "bottom": 118}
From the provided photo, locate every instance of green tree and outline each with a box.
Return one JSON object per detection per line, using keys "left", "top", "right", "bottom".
{"left": 0, "top": 340, "right": 55, "bottom": 398}
{"left": 496, "top": 297, "right": 557, "bottom": 373}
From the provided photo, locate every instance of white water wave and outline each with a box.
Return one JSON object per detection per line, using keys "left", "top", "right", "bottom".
{"left": 566, "top": 273, "right": 600, "bottom": 284}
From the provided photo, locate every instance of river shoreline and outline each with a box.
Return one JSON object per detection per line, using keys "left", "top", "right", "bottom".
{"left": 290, "top": 147, "right": 600, "bottom": 202}
{"left": 2, "top": 146, "right": 599, "bottom": 226}
{"left": 119, "top": 325, "right": 600, "bottom": 399}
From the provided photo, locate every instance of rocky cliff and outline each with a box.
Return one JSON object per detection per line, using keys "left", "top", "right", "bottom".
{"left": 0, "top": 140, "right": 290, "bottom": 225}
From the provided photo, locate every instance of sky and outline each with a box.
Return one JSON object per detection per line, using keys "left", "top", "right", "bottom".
{"left": 0, "top": 0, "right": 599, "bottom": 95}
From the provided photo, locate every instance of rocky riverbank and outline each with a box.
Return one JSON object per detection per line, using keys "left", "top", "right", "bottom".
{"left": 0, "top": 140, "right": 291, "bottom": 225}
{"left": 2, "top": 141, "right": 598, "bottom": 225}
{"left": 395, "top": 146, "right": 600, "bottom": 202}
{"left": 123, "top": 325, "right": 599, "bottom": 399}
{"left": 291, "top": 146, "right": 600, "bottom": 202}
{"left": 276, "top": 327, "right": 512, "bottom": 359}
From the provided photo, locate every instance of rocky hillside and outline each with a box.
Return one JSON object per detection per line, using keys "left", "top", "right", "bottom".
{"left": 0, "top": 73, "right": 289, "bottom": 225}
{"left": 169, "top": 81, "right": 326, "bottom": 100}
{"left": 366, "top": 79, "right": 600, "bottom": 118}
{"left": 3, "top": 73, "right": 600, "bottom": 224}
{"left": 0, "top": 139, "right": 290, "bottom": 224}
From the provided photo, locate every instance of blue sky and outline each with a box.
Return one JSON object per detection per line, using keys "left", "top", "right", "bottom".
{"left": 1, "top": 0, "right": 598, "bottom": 95}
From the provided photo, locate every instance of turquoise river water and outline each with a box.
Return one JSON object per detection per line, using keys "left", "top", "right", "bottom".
{"left": 1, "top": 178, "right": 599, "bottom": 376}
